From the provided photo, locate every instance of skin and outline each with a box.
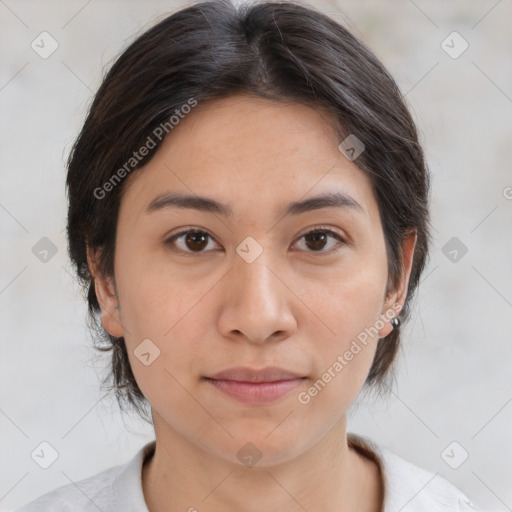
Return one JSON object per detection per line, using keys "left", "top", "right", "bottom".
{"left": 87, "top": 94, "right": 416, "bottom": 512}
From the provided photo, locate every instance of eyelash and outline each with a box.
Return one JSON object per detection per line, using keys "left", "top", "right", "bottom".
{"left": 164, "top": 226, "right": 347, "bottom": 257}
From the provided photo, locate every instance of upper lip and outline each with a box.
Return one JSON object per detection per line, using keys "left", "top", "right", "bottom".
{"left": 206, "top": 366, "right": 305, "bottom": 382}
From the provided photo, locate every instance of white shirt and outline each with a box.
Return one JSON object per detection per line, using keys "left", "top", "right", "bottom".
{"left": 14, "top": 434, "right": 501, "bottom": 512}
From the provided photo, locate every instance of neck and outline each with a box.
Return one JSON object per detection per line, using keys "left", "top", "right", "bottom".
{"left": 142, "top": 414, "right": 383, "bottom": 512}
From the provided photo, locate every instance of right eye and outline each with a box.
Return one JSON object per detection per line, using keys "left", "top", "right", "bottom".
{"left": 165, "top": 229, "right": 221, "bottom": 256}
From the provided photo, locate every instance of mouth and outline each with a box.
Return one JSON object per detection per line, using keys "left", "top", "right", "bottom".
{"left": 203, "top": 366, "right": 307, "bottom": 405}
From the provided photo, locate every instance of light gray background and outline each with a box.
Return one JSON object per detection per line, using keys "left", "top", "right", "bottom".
{"left": 1, "top": 0, "right": 511, "bottom": 510}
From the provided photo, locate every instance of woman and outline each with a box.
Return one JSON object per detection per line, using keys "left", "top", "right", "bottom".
{"left": 15, "top": 1, "right": 501, "bottom": 510}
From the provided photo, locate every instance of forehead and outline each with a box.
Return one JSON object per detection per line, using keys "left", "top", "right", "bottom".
{"left": 120, "top": 94, "right": 379, "bottom": 224}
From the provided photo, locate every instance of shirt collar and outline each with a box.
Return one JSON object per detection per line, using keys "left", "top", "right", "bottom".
{"left": 120, "top": 435, "right": 473, "bottom": 512}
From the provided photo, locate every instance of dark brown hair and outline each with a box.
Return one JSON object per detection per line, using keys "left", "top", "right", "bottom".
{"left": 66, "top": 0, "right": 431, "bottom": 422}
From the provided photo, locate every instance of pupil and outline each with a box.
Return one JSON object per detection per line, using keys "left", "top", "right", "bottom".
{"left": 186, "top": 232, "right": 208, "bottom": 251}
{"left": 306, "top": 232, "right": 327, "bottom": 251}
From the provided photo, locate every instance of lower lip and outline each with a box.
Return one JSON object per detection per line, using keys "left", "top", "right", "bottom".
{"left": 205, "top": 377, "right": 306, "bottom": 405}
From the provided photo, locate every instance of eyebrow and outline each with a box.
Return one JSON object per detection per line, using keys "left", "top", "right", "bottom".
{"left": 146, "top": 191, "right": 364, "bottom": 218}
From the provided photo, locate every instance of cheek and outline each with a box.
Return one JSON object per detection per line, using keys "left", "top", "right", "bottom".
{"left": 299, "top": 261, "right": 388, "bottom": 397}
{"left": 295, "top": 284, "right": 384, "bottom": 421}
{"left": 115, "top": 257, "right": 220, "bottom": 402}
{"left": 115, "top": 243, "right": 208, "bottom": 339}
{"left": 304, "top": 259, "right": 388, "bottom": 346}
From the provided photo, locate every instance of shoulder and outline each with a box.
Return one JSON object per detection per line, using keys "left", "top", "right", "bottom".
{"left": 378, "top": 445, "right": 479, "bottom": 511}
{"left": 14, "top": 441, "right": 155, "bottom": 512}
{"left": 348, "top": 433, "right": 505, "bottom": 512}
{"left": 13, "top": 465, "right": 121, "bottom": 512}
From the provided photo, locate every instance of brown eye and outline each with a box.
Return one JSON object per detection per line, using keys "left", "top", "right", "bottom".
{"left": 305, "top": 231, "right": 328, "bottom": 251}
{"left": 166, "top": 227, "right": 346, "bottom": 257}
{"left": 294, "top": 228, "right": 345, "bottom": 254}
{"left": 166, "top": 229, "right": 218, "bottom": 255}
{"left": 184, "top": 231, "right": 209, "bottom": 251}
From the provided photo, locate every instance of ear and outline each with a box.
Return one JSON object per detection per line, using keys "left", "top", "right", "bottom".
{"left": 86, "top": 245, "right": 124, "bottom": 338}
{"left": 378, "top": 230, "right": 417, "bottom": 338}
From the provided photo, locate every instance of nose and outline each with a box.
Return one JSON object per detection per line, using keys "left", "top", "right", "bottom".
{"left": 217, "top": 249, "right": 297, "bottom": 345}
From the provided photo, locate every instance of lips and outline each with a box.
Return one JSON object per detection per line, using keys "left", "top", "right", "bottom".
{"left": 204, "top": 366, "right": 307, "bottom": 405}
{"left": 206, "top": 366, "right": 305, "bottom": 383}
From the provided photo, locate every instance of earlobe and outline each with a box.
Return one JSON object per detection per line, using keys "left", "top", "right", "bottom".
{"left": 86, "top": 245, "right": 124, "bottom": 338}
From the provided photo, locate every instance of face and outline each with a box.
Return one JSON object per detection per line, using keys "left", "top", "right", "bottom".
{"left": 89, "top": 94, "right": 415, "bottom": 467}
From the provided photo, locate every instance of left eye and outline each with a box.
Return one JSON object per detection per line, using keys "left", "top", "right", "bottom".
{"left": 293, "top": 228, "right": 346, "bottom": 254}
{"left": 165, "top": 228, "right": 345, "bottom": 255}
